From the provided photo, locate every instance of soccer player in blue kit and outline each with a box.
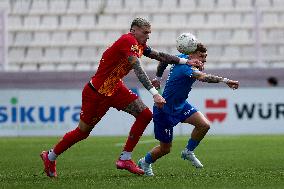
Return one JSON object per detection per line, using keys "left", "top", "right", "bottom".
{"left": 138, "top": 41, "right": 239, "bottom": 176}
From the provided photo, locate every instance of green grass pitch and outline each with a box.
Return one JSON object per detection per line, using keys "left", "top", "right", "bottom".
{"left": 0, "top": 135, "right": 283, "bottom": 189}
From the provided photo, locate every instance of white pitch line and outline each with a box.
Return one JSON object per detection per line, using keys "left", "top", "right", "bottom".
{"left": 115, "top": 139, "right": 157, "bottom": 147}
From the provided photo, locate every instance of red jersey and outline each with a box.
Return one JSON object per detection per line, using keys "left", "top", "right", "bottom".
{"left": 91, "top": 33, "right": 150, "bottom": 96}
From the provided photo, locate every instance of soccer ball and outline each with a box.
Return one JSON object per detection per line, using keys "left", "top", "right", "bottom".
{"left": 176, "top": 33, "right": 198, "bottom": 54}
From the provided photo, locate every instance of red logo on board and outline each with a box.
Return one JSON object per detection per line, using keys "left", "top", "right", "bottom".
{"left": 205, "top": 99, "right": 227, "bottom": 122}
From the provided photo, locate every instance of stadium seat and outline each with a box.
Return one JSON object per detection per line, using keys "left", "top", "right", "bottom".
{"left": 68, "top": 0, "right": 86, "bottom": 13}
{"left": 159, "top": 31, "right": 177, "bottom": 45}
{"left": 44, "top": 47, "right": 61, "bottom": 62}
{"left": 51, "top": 31, "right": 68, "bottom": 45}
{"left": 225, "top": 13, "right": 242, "bottom": 25}
{"left": 116, "top": 15, "right": 132, "bottom": 27}
{"left": 261, "top": 12, "right": 279, "bottom": 25}
{"left": 231, "top": 29, "right": 251, "bottom": 43}
{"left": 241, "top": 46, "right": 255, "bottom": 58}
{"left": 179, "top": 0, "right": 197, "bottom": 8}
{"left": 8, "top": 32, "right": 14, "bottom": 46}
{"left": 124, "top": 0, "right": 142, "bottom": 11}
{"left": 266, "top": 29, "right": 284, "bottom": 42}
{"left": 79, "top": 15, "right": 96, "bottom": 27}
{"left": 33, "top": 32, "right": 50, "bottom": 45}
{"left": 14, "top": 32, "right": 32, "bottom": 46}
{"left": 49, "top": 0, "right": 68, "bottom": 13}
{"left": 6, "top": 63, "right": 22, "bottom": 71}
{"left": 89, "top": 31, "right": 106, "bottom": 45}
{"left": 39, "top": 63, "right": 57, "bottom": 71}
{"left": 11, "top": 0, "right": 31, "bottom": 14}
{"left": 69, "top": 31, "right": 87, "bottom": 44}
{"left": 98, "top": 15, "right": 115, "bottom": 27}
{"left": 242, "top": 13, "right": 254, "bottom": 25}
{"left": 61, "top": 15, "right": 77, "bottom": 28}
{"left": 24, "top": 16, "right": 40, "bottom": 28}
{"left": 152, "top": 14, "right": 168, "bottom": 26}
{"left": 30, "top": 0, "right": 49, "bottom": 14}
{"left": 254, "top": 0, "right": 273, "bottom": 7}
{"left": 273, "top": 0, "right": 284, "bottom": 7}
{"left": 198, "top": 0, "right": 215, "bottom": 9}
{"left": 26, "top": 47, "right": 43, "bottom": 61}
{"left": 143, "top": 0, "right": 160, "bottom": 10}
{"left": 41, "top": 15, "right": 58, "bottom": 29}
{"left": 21, "top": 64, "right": 38, "bottom": 71}
{"left": 188, "top": 13, "right": 205, "bottom": 26}
{"left": 87, "top": 0, "right": 104, "bottom": 13}
{"left": 8, "top": 15, "right": 22, "bottom": 29}
{"left": 235, "top": 0, "right": 253, "bottom": 7}
{"left": 160, "top": 0, "right": 177, "bottom": 10}
{"left": 262, "top": 45, "right": 278, "bottom": 56}
{"left": 169, "top": 14, "right": 187, "bottom": 26}
{"left": 8, "top": 47, "right": 25, "bottom": 62}
{"left": 105, "top": 31, "right": 123, "bottom": 44}
{"left": 207, "top": 45, "right": 223, "bottom": 57}
{"left": 81, "top": 47, "right": 96, "bottom": 59}
{"left": 207, "top": 13, "right": 224, "bottom": 26}
{"left": 215, "top": 29, "right": 232, "bottom": 42}
{"left": 196, "top": 30, "right": 214, "bottom": 43}
{"left": 223, "top": 46, "right": 241, "bottom": 58}
{"left": 105, "top": 0, "right": 123, "bottom": 12}
{"left": 216, "top": 0, "right": 234, "bottom": 8}
{"left": 75, "top": 62, "right": 92, "bottom": 71}
{"left": 56, "top": 63, "right": 74, "bottom": 71}
{"left": 62, "top": 47, "right": 79, "bottom": 60}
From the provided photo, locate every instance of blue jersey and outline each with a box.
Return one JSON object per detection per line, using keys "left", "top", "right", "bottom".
{"left": 161, "top": 54, "right": 197, "bottom": 115}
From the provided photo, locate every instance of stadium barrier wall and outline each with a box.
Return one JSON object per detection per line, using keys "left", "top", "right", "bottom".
{"left": 0, "top": 88, "right": 283, "bottom": 136}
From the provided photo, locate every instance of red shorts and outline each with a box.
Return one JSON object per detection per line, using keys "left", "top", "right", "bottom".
{"left": 80, "top": 82, "right": 138, "bottom": 126}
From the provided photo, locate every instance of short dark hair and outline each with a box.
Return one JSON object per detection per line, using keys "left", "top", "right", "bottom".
{"left": 267, "top": 76, "right": 278, "bottom": 86}
{"left": 130, "top": 17, "right": 151, "bottom": 29}
{"left": 193, "top": 43, "right": 207, "bottom": 53}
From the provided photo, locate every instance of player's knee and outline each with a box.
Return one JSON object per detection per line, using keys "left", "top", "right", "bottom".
{"left": 78, "top": 119, "right": 95, "bottom": 133}
{"left": 202, "top": 122, "right": 210, "bottom": 132}
{"left": 139, "top": 108, "right": 152, "bottom": 124}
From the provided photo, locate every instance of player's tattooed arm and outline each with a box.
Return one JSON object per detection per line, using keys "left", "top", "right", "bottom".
{"left": 192, "top": 69, "right": 239, "bottom": 89}
{"left": 146, "top": 49, "right": 204, "bottom": 68}
{"left": 146, "top": 49, "right": 180, "bottom": 64}
{"left": 192, "top": 70, "right": 224, "bottom": 83}
{"left": 156, "top": 61, "right": 168, "bottom": 77}
{"left": 129, "top": 56, "right": 153, "bottom": 90}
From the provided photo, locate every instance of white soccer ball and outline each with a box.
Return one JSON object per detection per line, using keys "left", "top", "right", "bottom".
{"left": 176, "top": 33, "right": 198, "bottom": 54}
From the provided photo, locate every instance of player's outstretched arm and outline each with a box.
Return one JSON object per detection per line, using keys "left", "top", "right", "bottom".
{"left": 146, "top": 49, "right": 204, "bottom": 68}
{"left": 192, "top": 69, "right": 239, "bottom": 90}
{"left": 151, "top": 61, "right": 168, "bottom": 89}
{"left": 128, "top": 56, "right": 166, "bottom": 108}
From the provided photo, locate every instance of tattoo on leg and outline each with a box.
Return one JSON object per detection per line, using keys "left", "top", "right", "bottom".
{"left": 123, "top": 99, "right": 148, "bottom": 117}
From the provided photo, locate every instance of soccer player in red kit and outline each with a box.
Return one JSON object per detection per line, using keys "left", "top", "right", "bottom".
{"left": 40, "top": 17, "right": 203, "bottom": 177}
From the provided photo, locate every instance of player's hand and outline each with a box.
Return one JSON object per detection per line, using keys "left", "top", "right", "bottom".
{"left": 186, "top": 59, "right": 204, "bottom": 71}
{"left": 226, "top": 80, "right": 239, "bottom": 90}
{"left": 153, "top": 94, "right": 166, "bottom": 108}
{"left": 151, "top": 78, "right": 161, "bottom": 89}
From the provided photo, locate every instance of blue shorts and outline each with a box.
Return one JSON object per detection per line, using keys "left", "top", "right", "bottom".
{"left": 153, "top": 102, "right": 197, "bottom": 143}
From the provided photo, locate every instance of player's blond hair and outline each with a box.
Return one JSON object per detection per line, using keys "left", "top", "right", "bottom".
{"left": 130, "top": 17, "right": 151, "bottom": 30}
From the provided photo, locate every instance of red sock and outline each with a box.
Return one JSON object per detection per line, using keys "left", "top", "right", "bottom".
{"left": 53, "top": 127, "right": 89, "bottom": 155}
{"left": 123, "top": 108, "right": 152, "bottom": 152}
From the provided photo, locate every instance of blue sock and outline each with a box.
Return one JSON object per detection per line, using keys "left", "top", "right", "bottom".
{"left": 145, "top": 152, "right": 154, "bottom": 164}
{"left": 186, "top": 138, "right": 200, "bottom": 151}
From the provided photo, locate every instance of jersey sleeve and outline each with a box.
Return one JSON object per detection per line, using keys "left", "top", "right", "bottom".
{"left": 120, "top": 35, "right": 140, "bottom": 57}
{"left": 184, "top": 65, "right": 199, "bottom": 77}
{"left": 143, "top": 45, "right": 152, "bottom": 56}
